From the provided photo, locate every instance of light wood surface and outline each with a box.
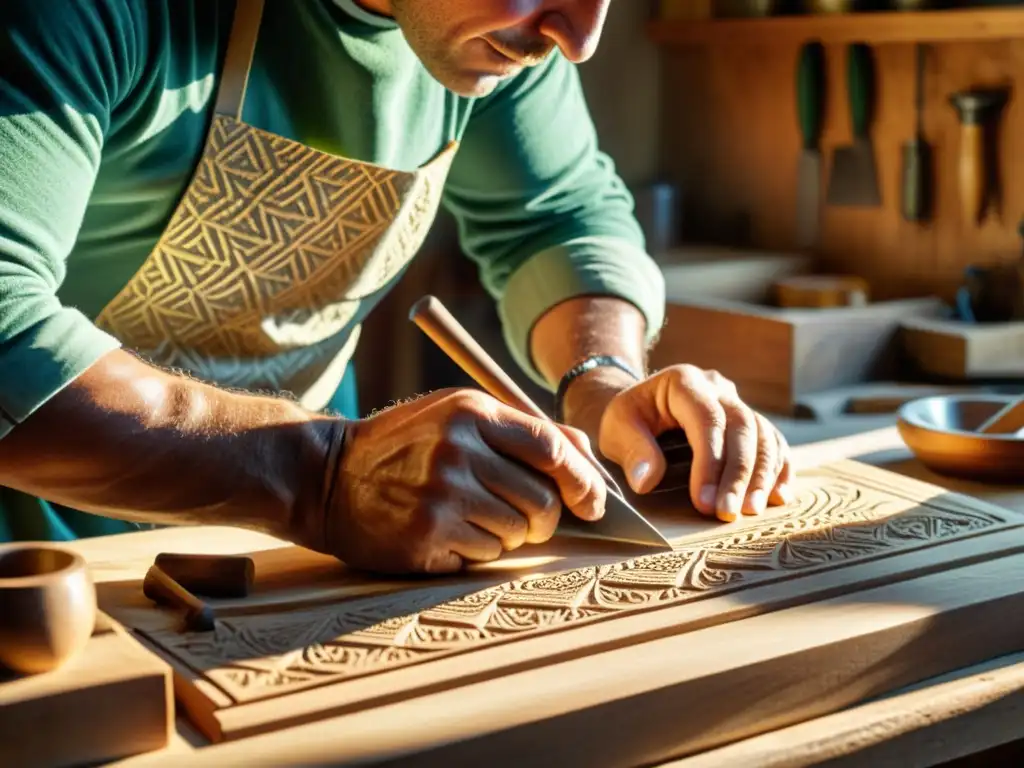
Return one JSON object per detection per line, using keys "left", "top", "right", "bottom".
{"left": 663, "top": 651, "right": 1024, "bottom": 768}
{"left": 0, "top": 613, "right": 173, "bottom": 768}
{"left": 55, "top": 425, "right": 1024, "bottom": 766}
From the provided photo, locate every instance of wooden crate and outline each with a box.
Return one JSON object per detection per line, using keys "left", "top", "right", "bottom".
{"left": 901, "top": 316, "right": 1024, "bottom": 380}
{"left": 651, "top": 257, "right": 945, "bottom": 414}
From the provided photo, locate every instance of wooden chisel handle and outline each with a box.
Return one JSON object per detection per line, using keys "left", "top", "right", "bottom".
{"left": 409, "top": 295, "right": 626, "bottom": 493}
{"left": 409, "top": 295, "right": 548, "bottom": 422}
{"left": 154, "top": 552, "right": 255, "bottom": 599}
{"left": 143, "top": 565, "right": 216, "bottom": 632}
{"left": 959, "top": 122, "right": 985, "bottom": 225}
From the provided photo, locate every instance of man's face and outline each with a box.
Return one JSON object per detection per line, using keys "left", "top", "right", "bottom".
{"left": 387, "top": 0, "right": 611, "bottom": 97}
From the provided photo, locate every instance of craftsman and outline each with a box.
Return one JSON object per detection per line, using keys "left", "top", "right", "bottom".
{"left": 0, "top": 0, "right": 792, "bottom": 574}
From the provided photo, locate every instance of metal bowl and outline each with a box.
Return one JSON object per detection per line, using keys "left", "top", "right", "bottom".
{"left": 897, "top": 394, "right": 1024, "bottom": 483}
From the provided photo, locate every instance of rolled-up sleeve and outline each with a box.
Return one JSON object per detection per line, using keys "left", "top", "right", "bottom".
{"left": 0, "top": 2, "right": 130, "bottom": 436}
{"left": 441, "top": 52, "right": 665, "bottom": 390}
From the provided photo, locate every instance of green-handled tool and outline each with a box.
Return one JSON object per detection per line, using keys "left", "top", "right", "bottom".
{"left": 796, "top": 42, "right": 826, "bottom": 248}
{"left": 901, "top": 43, "right": 933, "bottom": 223}
{"left": 827, "top": 42, "right": 881, "bottom": 207}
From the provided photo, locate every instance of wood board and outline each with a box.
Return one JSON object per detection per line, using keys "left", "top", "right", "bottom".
{"left": 168, "top": 550, "right": 1024, "bottom": 768}
{"left": 105, "top": 460, "right": 1024, "bottom": 750}
{"left": 663, "top": 651, "right": 1024, "bottom": 768}
{"left": 0, "top": 612, "right": 173, "bottom": 768}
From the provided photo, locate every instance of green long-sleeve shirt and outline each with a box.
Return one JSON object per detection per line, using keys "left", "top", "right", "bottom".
{"left": 0, "top": 0, "right": 665, "bottom": 540}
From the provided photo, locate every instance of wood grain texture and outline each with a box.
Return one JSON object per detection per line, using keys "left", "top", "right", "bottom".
{"left": 659, "top": 39, "right": 1024, "bottom": 298}
{"left": 0, "top": 613, "right": 173, "bottom": 768}
{"left": 72, "top": 428, "right": 1024, "bottom": 766}
{"left": 662, "top": 651, "right": 1024, "bottom": 768}
{"left": 117, "top": 460, "right": 1024, "bottom": 743}
{"left": 116, "top": 549, "right": 1024, "bottom": 767}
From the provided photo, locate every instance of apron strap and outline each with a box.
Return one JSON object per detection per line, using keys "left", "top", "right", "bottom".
{"left": 214, "top": 0, "right": 266, "bottom": 120}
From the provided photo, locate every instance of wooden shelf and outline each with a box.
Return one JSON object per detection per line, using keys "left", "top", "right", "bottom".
{"left": 648, "top": 9, "right": 1024, "bottom": 47}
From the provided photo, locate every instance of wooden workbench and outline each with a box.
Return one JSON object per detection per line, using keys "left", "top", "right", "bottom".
{"left": 63, "top": 426, "right": 1024, "bottom": 767}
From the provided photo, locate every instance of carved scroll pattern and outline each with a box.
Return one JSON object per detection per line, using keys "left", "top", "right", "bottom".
{"left": 144, "top": 470, "right": 1009, "bottom": 705}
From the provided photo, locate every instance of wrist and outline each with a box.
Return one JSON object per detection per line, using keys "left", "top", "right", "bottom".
{"left": 278, "top": 410, "right": 347, "bottom": 553}
{"left": 558, "top": 364, "right": 639, "bottom": 445}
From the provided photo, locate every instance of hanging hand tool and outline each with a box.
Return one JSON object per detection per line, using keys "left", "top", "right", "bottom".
{"left": 796, "top": 41, "right": 826, "bottom": 248}
{"left": 409, "top": 295, "right": 673, "bottom": 551}
{"left": 949, "top": 87, "right": 1009, "bottom": 226}
{"left": 827, "top": 43, "right": 881, "bottom": 207}
{"left": 901, "top": 43, "right": 933, "bottom": 223}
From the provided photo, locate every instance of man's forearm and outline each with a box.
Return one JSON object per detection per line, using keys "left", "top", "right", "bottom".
{"left": 0, "top": 349, "right": 340, "bottom": 543}
{"left": 531, "top": 296, "right": 648, "bottom": 437}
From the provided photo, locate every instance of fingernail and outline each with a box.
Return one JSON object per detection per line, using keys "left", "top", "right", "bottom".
{"left": 719, "top": 493, "right": 742, "bottom": 522}
{"left": 778, "top": 483, "right": 794, "bottom": 503}
{"left": 748, "top": 489, "right": 767, "bottom": 515}
{"left": 699, "top": 484, "right": 717, "bottom": 509}
{"left": 630, "top": 461, "right": 651, "bottom": 490}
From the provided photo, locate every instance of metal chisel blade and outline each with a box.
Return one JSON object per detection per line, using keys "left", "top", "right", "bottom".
{"left": 556, "top": 487, "right": 673, "bottom": 551}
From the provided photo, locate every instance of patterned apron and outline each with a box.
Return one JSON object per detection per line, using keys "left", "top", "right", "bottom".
{"left": 8, "top": 0, "right": 457, "bottom": 542}
{"left": 96, "top": 0, "right": 456, "bottom": 412}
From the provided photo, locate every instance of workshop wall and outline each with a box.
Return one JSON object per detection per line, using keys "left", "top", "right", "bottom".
{"left": 658, "top": 39, "right": 1024, "bottom": 302}
{"left": 577, "top": 0, "right": 663, "bottom": 185}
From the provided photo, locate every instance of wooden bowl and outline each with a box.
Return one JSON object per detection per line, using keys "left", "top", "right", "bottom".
{"left": 0, "top": 543, "right": 96, "bottom": 675}
{"left": 897, "top": 394, "right": 1024, "bottom": 483}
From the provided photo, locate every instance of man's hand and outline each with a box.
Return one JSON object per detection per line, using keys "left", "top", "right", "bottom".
{"left": 593, "top": 366, "right": 793, "bottom": 522}
{"left": 315, "top": 388, "right": 606, "bottom": 575}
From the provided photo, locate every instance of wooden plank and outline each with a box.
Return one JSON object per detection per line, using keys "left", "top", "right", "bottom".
{"left": 0, "top": 613, "right": 173, "bottom": 768}
{"left": 661, "top": 652, "right": 1024, "bottom": 768}
{"left": 648, "top": 9, "right": 1024, "bottom": 48}
{"left": 117, "top": 549, "right": 1024, "bottom": 767}
{"left": 109, "top": 460, "right": 1024, "bottom": 743}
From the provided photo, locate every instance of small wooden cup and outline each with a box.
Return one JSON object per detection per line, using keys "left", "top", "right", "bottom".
{"left": 0, "top": 543, "right": 97, "bottom": 675}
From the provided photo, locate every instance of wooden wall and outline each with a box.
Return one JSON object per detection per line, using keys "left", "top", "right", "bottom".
{"left": 659, "top": 38, "right": 1024, "bottom": 302}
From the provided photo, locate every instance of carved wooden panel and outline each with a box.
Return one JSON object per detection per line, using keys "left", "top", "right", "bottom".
{"left": 133, "top": 460, "right": 1023, "bottom": 742}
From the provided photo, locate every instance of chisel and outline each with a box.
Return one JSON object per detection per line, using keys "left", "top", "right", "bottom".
{"left": 409, "top": 295, "right": 673, "bottom": 551}
{"left": 950, "top": 87, "right": 1009, "bottom": 226}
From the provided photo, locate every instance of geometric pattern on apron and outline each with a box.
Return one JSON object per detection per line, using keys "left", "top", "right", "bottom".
{"left": 94, "top": 115, "right": 456, "bottom": 397}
